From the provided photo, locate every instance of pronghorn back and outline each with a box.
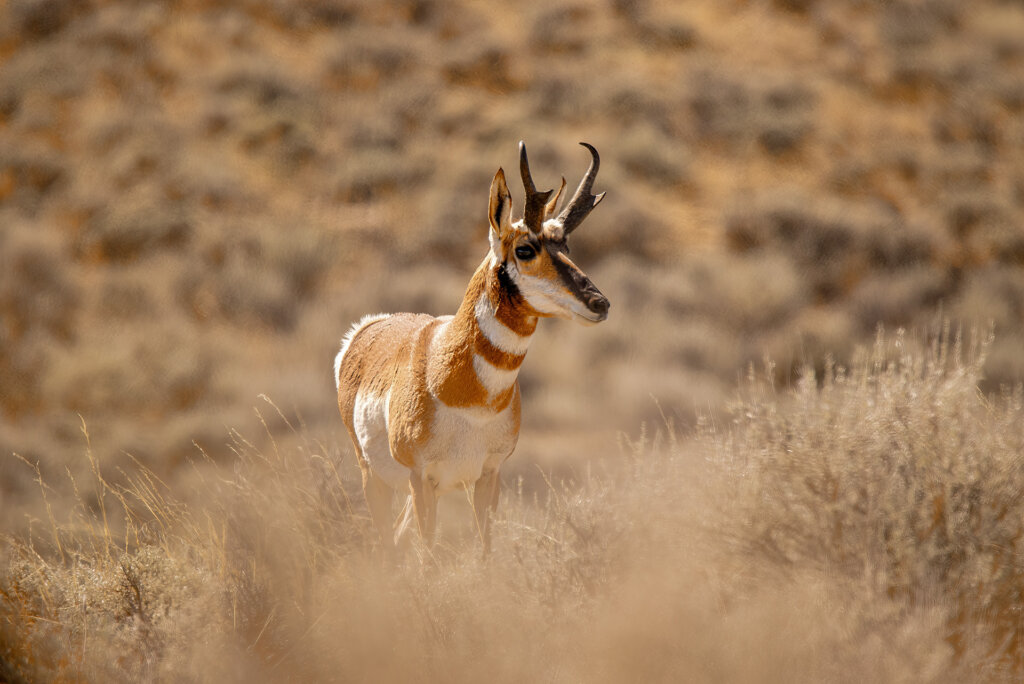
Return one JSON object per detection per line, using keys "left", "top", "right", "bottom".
{"left": 334, "top": 313, "right": 391, "bottom": 390}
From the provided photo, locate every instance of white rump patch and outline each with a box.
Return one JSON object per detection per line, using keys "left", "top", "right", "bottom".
{"left": 353, "top": 388, "right": 409, "bottom": 490}
{"left": 334, "top": 313, "right": 391, "bottom": 389}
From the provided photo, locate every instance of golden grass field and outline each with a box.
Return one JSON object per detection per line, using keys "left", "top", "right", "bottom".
{"left": 2, "top": 0, "right": 1024, "bottom": 681}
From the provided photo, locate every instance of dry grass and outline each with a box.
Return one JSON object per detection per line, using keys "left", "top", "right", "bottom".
{"left": 3, "top": 329, "right": 1022, "bottom": 682}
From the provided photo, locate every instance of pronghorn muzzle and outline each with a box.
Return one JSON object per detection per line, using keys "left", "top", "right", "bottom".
{"left": 551, "top": 249, "right": 610, "bottom": 322}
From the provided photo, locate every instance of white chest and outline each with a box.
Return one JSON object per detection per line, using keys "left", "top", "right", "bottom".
{"left": 419, "top": 399, "right": 519, "bottom": 493}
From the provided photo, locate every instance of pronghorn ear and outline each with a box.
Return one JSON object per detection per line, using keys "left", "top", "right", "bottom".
{"left": 488, "top": 168, "right": 513, "bottom": 242}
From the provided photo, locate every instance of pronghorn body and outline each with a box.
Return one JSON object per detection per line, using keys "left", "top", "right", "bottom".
{"left": 336, "top": 142, "right": 609, "bottom": 551}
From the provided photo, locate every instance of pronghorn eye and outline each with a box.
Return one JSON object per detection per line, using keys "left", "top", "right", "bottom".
{"left": 514, "top": 245, "right": 537, "bottom": 260}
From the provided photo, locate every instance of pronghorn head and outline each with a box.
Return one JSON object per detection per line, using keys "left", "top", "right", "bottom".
{"left": 487, "top": 141, "right": 610, "bottom": 325}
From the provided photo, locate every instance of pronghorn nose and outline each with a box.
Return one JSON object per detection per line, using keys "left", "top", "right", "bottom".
{"left": 590, "top": 295, "right": 610, "bottom": 316}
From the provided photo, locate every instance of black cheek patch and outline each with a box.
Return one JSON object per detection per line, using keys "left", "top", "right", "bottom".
{"left": 497, "top": 263, "right": 523, "bottom": 301}
{"left": 548, "top": 248, "right": 588, "bottom": 300}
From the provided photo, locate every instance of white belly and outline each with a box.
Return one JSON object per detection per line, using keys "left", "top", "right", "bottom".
{"left": 352, "top": 390, "right": 517, "bottom": 494}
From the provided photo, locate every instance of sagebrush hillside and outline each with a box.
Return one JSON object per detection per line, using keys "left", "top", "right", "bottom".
{"left": 2, "top": 0, "right": 1023, "bottom": 482}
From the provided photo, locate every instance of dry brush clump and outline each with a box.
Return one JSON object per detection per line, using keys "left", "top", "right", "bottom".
{"left": 0, "top": 403, "right": 633, "bottom": 682}
{"left": 716, "top": 325, "right": 1024, "bottom": 676}
{"left": 4, "top": 331, "right": 1024, "bottom": 682}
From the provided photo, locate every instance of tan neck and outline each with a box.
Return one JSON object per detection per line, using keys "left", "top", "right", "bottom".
{"left": 429, "top": 257, "right": 537, "bottom": 409}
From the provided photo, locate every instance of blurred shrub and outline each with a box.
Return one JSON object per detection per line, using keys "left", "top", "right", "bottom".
{"left": 617, "top": 122, "right": 692, "bottom": 192}
{"left": 846, "top": 267, "right": 951, "bottom": 331}
{"left": 719, "top": 327, "right": 1024, "bottom": 671}
{"left": 330, "top": 146, "right": 431, "bottom": 205}
{"left": 994, "top": 74, "right": 1024, "bottom": 113}
{"left": 687, "top": 252, "right": 807, "bottom": 332}
{"left": 932, "top": 97, "right": 1002, "bottom": 149}
{"left": 567, "top": 198, "right": 671, "bottom": 265}
{"left": 2, "top": 0, "right": 85, "bottom": 42}
{"left": 530, "top": 74, "right": 601, "bottom": 121}
{"left": 217, "top": 64, "right": 300, "bottom": 108}
{"left": 0, "top": 229, "right": 79, "bottom": 343}
{"left": 922, "top": 144, "right": 991, "bottom": 195}
{"left": 689, "top": 69, "right": 816, "bottom": 155}
{"left": 0, "top": 228, "right": 79, "bottom": 417}
{"left": 760, "top": 305, "right": 857, "bottom": 380}
{"left": 725, "top": 190, "right": 939, "bottom": 301}
{"left": 209, "top": 70, "right": 321, "bottom": 173}
{"left": 177, "top": 227, "right": 330, "bottom": 331}
{"left": 950, "top": 266, "right": 1024, "bottom": 386}
{"left": 443, "top": 46, "right": 524, "bottom": 94}
{"left": 242, "top": 0, "right": 413, "bottom": 30}
{"left": 0, "top": 332, "right": 51, "bottom": 417}
{"left": 528, "top": 4, "right": 595, "bottom": 57}
{"left": 0, "top": 140, "right": 67, "bottom": 214}
{"left": 97, "top": 277, "right": 155, "bottom": 320}
{"left": 411, "top": 160, "right": 500, "bottom": 265}
{"left": 73, "top": 187, "right": 191, "bottom": 263}
{"left": 941, "top": 190, "right": 1023, "bottom": 264}
{"left": 627, "top": 9, "right": 697, "bottom": 52}
{"left": 605, "top": 85, "right": 675, "bottom": 133}
{"left": 45, "top": 327, "right": 212, "bottom": 416}
{"left": 212, "top": 262, "right": 298, "bottom": 331}
{"left": 323, "top": 27, "right": 418, "bottom": 92}
{"left": 879, "top": 0, "right": 961, "bottom": 49}
{"left": 965, "top": 222, "right": 1024, "bottom": 266}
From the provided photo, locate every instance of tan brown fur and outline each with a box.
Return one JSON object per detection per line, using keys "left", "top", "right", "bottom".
{"left": 429, "top": 261, "right": 531, "bottom": 410}
{"left": 473, "top": 327, "right": 525, "bottom": 369}
{"left": 337, "top": 314, "right": 440, "bottom": 468}
{"left": 336, "top": 142, "right": 608, "bottom": 552}
{"left": 485, "top": 261, "right": 542, "bottom": 332}
{"left": 522, "top": 245, "right": 563, "bottom": 285}
{"left": 337, "top": 258, "right": 534, "bottom": 471}
{"left": 388, "top": 318, "right": 442, "bottom": 467}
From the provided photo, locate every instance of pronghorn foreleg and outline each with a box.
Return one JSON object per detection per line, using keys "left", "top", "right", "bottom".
{"left": 472, "top": 468, "right": 501, "bottom": 556}
{"left": 409, "top": 470, "right": 438, "bottom": 547}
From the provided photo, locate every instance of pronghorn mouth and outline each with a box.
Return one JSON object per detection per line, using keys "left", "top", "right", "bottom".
{"left": 574, "top": 309, "right": 608, "bottom": 325}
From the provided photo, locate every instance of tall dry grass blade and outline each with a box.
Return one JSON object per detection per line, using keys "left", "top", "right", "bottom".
{"left": 15, "top": 453, "right": 64, "bottom": 565}
{"left": 80, "top": 416, "right": 114, "bottom": 560}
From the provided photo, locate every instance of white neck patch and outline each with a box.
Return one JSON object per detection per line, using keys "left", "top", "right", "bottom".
{"left": 474, "top": 291, "right": 532, "bottom": 355}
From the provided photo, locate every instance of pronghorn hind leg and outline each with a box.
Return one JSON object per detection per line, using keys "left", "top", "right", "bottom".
{"left": 393, "top": 494, "right": 414, "bottom": 546}
{"left": 472, "top": 468, "right": 501, "bottom": 556}
{"left": 409, "top": 470, "right": 438, "bottom": 547}
{"left": 361, "top": 465, "right": 395, "bottom": 550}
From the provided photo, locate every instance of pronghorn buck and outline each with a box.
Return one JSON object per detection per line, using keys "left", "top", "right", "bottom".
{"left": 335, "top": 141, "right": 609, "bottom": 552}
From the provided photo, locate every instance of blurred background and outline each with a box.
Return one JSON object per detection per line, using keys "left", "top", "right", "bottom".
{"left": 2, "top": 0, "right": 1023, "bottom": 512}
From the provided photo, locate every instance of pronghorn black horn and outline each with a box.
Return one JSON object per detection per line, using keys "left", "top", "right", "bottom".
{"left": 558, "top": 142, "right": 604, "bottom": 235}
{"left": 519, "top": 141, "right": 553, "bottom": 234}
